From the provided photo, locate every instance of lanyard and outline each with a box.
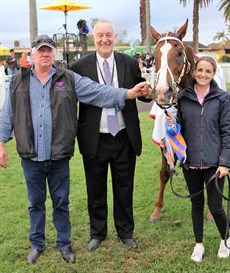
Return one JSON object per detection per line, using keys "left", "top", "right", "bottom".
{"left": 96, "top": 57, "right": 115, "bottom": 86}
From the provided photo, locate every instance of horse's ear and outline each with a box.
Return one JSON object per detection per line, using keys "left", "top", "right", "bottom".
{"left": 151, "top": 26, "right": 161, "bottom": 41}
{"left": 176, "top": 19, "right": 188, "bottom": 40}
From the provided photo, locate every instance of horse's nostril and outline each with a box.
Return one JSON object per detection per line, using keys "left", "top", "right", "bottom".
{"left": 158, "top": 93, "right": 166, "bottom": 100}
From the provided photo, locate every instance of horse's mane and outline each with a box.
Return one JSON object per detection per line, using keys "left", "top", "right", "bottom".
{"left": 180, "top": 45, "right": 196, "bottom": 89}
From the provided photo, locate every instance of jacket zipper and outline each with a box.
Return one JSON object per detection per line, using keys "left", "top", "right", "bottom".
{"left": 200, "top": 107, "right": 204, "bottom": 169}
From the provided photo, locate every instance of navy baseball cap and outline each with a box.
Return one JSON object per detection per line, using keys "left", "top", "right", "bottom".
{"left": 32, "top": 35, "right": 56, "bottom": 49}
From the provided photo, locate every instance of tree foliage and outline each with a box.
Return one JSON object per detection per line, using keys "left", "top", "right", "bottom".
{"left": 179, "top": 0, "right": 213, "bottom": 53}
{"left": 213, "top": 30, "right": 229, "bottom": 41}
{"left": 218, "top": 0, "right": 230, "bottom": 21}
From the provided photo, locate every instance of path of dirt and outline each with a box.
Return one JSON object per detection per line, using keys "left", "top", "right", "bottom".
{"left": 137, "top": 100, "right": 154, "bottom": 113}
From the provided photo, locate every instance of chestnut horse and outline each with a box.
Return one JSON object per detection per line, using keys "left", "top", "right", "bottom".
{"left": 149, "top": 19, "right": 213, "bottom": 222}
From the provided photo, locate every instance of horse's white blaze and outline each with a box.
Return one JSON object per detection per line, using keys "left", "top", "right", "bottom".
{"left": 155, "top": 43, "right": 172, "bottom": 98}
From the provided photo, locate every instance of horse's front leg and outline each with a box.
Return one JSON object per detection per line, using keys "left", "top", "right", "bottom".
{"left": 149, "top": 150, "right": 170, "bottom": 222}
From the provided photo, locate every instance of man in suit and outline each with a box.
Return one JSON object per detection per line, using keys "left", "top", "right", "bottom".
{"left": 70, "top": 20, "right": 151, "bottom": 251}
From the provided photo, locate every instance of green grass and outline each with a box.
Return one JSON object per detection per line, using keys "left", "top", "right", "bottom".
{"left": 226, "top": 83, "right": 230, "bottom": 92}
{"left": 0, "top": 113, "right": 229, "bottom": 273}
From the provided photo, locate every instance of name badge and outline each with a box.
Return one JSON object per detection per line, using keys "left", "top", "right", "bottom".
{"left": 107, "top": 108, "right": 116, "bottom": 116}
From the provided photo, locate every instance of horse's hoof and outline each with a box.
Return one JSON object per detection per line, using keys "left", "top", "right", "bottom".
{"left": 149, "top": 216, "right": 161, "bottom": 223}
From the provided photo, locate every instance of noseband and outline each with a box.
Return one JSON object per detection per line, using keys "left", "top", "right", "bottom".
{"left": 152, "top": 36, "right": 191, "bottom": 109}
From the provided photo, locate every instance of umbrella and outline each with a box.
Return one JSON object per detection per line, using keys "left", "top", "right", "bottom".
{"left": 41, "top": 0, "right": 91, "bottom": 35}
{"left": 0, "top": 46, "right": 10, "bottom": 56}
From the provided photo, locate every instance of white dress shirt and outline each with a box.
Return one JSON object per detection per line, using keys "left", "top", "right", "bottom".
{"left": 96, "top": 52, "right": 126, "bottom": 133}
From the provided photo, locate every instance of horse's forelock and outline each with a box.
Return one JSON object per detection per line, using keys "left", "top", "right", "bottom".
{"left": 167, "top": 31, "right": 176, "bottom": 37}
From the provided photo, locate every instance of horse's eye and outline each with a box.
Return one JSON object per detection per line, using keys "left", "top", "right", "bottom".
{"left": 178, "top": 48, "right": 184, "bottom": 57}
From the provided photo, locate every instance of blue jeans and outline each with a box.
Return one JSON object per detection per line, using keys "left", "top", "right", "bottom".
{"left": 21, "top": 158, "right": 71, "bottom": 250}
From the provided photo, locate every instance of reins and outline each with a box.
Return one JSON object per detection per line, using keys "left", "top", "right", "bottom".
{"left": 170, "top": 171, "right": 230, "bottom": 201}
{"left": 170, "top": 170, "right": 230, "bottom": 247}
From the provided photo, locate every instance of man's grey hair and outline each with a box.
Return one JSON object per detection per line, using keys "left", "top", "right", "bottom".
{"left": 92, "top": 20, "right": 116, "bottom": 35}
{"left": 31, "top": 47, "right": 57, "bottom": 54}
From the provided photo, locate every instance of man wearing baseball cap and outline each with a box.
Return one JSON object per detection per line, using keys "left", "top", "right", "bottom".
{"left": 0, "top": 34, "right": 149, "bottom": 264}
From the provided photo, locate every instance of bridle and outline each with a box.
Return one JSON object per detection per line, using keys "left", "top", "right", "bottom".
{"left": 152, "top": 35, "right": 191, "bottom": 109}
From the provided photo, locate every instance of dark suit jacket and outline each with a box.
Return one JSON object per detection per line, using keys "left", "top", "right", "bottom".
{"left": 71, "top": 52, "right": 149, "bottom": 158}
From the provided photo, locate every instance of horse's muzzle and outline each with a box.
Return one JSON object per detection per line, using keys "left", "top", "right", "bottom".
{"left": 155, "top": 86, "right": 174, "bottom": 105}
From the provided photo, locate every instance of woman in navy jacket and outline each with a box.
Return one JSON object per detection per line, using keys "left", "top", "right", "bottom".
{"left": 177, "top": 56, "right": 230, "bottom": 263}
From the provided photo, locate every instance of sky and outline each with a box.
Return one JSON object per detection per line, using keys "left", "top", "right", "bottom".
{"left": 0, "top": 0, "right": 228, "bottom": 48}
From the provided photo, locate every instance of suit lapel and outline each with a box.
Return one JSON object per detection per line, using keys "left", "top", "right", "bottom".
{"left": 115, "top": 53, "right": 125, "bottom": 88}
{"left": 87, "top": 53, "right": 99, "bottom": 82}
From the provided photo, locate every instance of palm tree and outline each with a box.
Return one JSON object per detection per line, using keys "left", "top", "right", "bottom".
{"left": 180, "top": 0, "right": 213, "bottom": 53}
{"left": 29, "top": 0, "right": 38, "bottom": 45}
{"left": 213, "top": 1, "right": 230, "bottom": 44}
{"left": 227, "top": 24, "right": 230, "bottom": 36}
{"left": 140, "top": 0, "right": 147, "bottom": 45}
{"left": 90, "top": 18, "right": 100, "bottom": 30}
{"left": 218, "top": 0, "right": 230, "bottom": 21}
{"left": 213, "top": 30, "right": 229, "bottom": 41}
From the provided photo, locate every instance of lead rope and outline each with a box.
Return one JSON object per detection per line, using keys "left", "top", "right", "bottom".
{"left": 170, "top": 171, "right": 230, "bottom": 248}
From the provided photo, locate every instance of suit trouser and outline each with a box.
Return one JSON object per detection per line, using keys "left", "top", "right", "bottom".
{"left": 183, "top": 167, "right": 228, "bottom": 243}
{"left": 21, "top": 158, "right": 71, "bottom": 250}
{"left": 83, "top": 129, "right": 136, "bottom": 240}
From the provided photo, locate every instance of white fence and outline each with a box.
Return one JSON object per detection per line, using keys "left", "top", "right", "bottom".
{"left": 0, "top": 71, "right": 11, "bottom": 111}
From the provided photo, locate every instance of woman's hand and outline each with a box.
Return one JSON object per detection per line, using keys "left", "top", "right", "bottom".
{"left": 216, "top": 166, "right": 229, "bottom": 178}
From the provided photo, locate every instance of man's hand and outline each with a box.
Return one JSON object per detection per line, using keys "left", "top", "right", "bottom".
{"left": 126, "top": 82, "right": 153, "bottom": 99}
{"left": 142, "top": 84, "right": 154, "bottom": 99}
{"left": 0, "top": 142, "right": 8, "bottom": 168}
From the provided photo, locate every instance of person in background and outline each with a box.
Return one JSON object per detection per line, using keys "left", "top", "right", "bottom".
{"left": 0, "top": 34, "right": 148, "bottom": 264}
{"left": 76, "top": 19, "right": 89, "bottom": 54}
{"left": 71, "top": 20, "right": 152, "bottom": 252}
{"left": 131, "top": 51, "right": 139, "bottom": 60}
{"left": 0, "top": 61, "right": 6, "bottom": 110}
{"left": 27, "top": 53, "right": 33, "bottom": 66}
{"left": 177, "top": 56, "right": 230, "bottom": 263}
{"left": 0, "top": 61, "right": 5, "bottom": 71}
{"left": 137, "top": 57, "right": 147, "bottom": 74}
{"left": 139, "top": 51, "right": 145, "bottom": 62}
{"left": 19, "top": 52, "right": 30, "bottom": 72}
{"left": 145, "top": 53, "right": 154, "bottom": 72}
{"left": 5, "top": 48, "right": 20, "bottom": 75}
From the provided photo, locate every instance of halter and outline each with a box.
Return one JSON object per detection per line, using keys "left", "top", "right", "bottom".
{"left": 152, "top": 35, "right": 191, "bottom": 109}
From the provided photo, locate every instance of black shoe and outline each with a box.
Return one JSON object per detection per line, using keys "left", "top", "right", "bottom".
{"left": 119, "top": 238, "right": 138, "bottom": 249}
{"left": 60, "top": 246, "right": 76, "bottom": 263}
{"left": 27, "top": 248, "right": 43, "bottom": 264}
{"left": 87, "top": 239, "right": 101, "bottom": 252}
